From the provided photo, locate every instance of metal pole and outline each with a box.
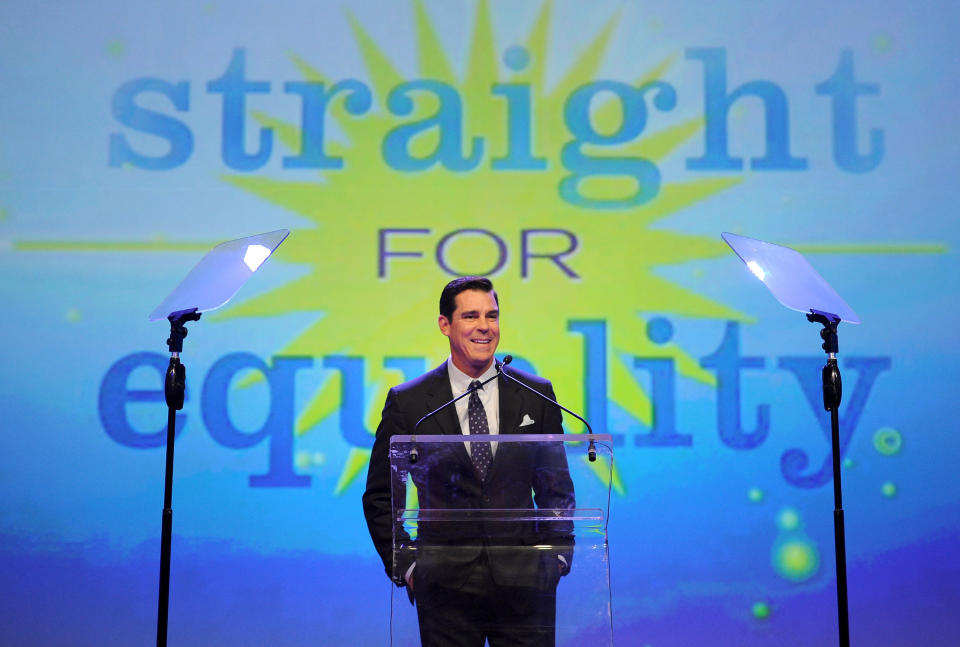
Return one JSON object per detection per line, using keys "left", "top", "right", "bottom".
{"left": 157, "top": 402, "right": 177, "bottom": 647}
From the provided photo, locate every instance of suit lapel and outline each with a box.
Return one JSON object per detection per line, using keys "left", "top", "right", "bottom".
{"left": 498, "top": 368, "right": 524, "bottom": 435}
{"left": 422, "top": 363, "right": 473, "bottom": 469}
{"left": 487, "top": 368, "right": 525, "bottom": 484}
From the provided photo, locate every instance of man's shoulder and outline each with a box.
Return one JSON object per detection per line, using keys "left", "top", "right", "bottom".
{"left": 503, "top": 365, "right": 552, "bottom": 392}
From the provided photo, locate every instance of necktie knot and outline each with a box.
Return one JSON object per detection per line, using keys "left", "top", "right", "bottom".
{"left": 470, "top": 380, "right": 482, "bottom": 392}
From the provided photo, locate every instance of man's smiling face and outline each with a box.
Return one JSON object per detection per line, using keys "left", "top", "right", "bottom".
{"left": 439, "top": 289, "right": 500, "bottom": 378}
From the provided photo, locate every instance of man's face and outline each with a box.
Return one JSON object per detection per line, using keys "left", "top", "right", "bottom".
{"left": 439, "top": 289, "right": 500, "bottom": 377}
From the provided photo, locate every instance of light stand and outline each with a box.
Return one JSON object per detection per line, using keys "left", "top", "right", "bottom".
{"left": 721, "top": 231, "right": 860, "bottom": 647}
{"left": 157, "top": 308, "right": 201, "bottom": 647}
{"left": 147, "top": 229, "right": 290, "bottom": 647}
{"left": 806, "top": 309, "right": 849, "bottom": 647}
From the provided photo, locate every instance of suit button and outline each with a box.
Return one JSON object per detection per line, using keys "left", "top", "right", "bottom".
{"left": 482, "top": 495, "right": 491, "bottom": 503}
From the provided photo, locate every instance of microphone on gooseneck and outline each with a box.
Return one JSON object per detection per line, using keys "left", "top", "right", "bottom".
{"left": 496, "top": 355, "right": 598, "bottom": 462}
{"left": 408, "top": 357, "right": 509, "bottom": 463}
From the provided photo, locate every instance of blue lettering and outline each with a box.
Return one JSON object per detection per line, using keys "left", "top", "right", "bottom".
{"left": 491, "top": 83, "right": 546, "bottom": 170}
{"left": 109, "top": 79, "right": 193, "bottom": 170}
{"left": 99, "top": 352, "right": 186, "bottom": 448}
{"left": 778, "top": 356, "right": 891, "bottom": 488}
{"left": 384, "top": 357, "right": 429, "bottom": 382}
{"left": 568, "top": 320, "right": 624, "bottom": 444}
{"left": 815, "top": 49, "right": 884, "bottom": 173}
{"left": 322, "top": 356, "right": 376, "bottom": 448}
{"left": 435, "top": 229, "right": 507, "bottom": 277}
{"left": 283, "top": 80, "right": 372, "bottom": 169}
{"left": 378, "top": 228, "right": 431, "bottom": 278}
{"left": 700, "top": 322, "right": 770, "bottom": 450}
{"left": 686, "top": 47, "right": 807, "bottom": 171}
{"left": 521, "top": 229, "right": 579, "bottom": 279}
{"left": 561, "top": 81, "right": 675, "bottom": 209}
{"left": 633, "top": 318, "right": 691, "bottom": 446}
{"left": 201, "top": 353, "right": 312, "bottom": 487}
{"left": 207, "top": 48, "right": 273, "bottom": 171}
{"left": 383, "top": 80, "right": 483, "bottom": 172}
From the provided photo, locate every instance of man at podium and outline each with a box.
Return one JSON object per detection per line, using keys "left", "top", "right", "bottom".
{"left": 363, "top": 276, "right": 575, "bottom": 646}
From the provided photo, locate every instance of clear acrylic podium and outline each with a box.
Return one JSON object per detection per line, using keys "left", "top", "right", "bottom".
{"left": 388, "top": 434, "right": 613, "bottom": 646}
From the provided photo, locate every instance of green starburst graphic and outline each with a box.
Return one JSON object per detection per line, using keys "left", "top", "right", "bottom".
{"left": 221, "top": 0, "right": 746, "bottom": 493}
{"left": 8, "top": 1, "right": 946, "bottom": 496}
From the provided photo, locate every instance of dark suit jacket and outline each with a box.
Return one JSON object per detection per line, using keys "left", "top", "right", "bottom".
{"left": 362, "top": 362, "right": 575, "bottom": 591}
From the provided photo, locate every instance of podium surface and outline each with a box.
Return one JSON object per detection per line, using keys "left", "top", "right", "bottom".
{"left": 388, "top": 434, "right": 613, "bottom": 646}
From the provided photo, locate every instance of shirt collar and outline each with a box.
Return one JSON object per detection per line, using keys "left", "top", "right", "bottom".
{"left": 446, "top": 357, "right": 498, "bottom": 394}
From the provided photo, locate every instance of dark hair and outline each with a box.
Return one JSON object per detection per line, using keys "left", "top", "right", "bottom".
{"left": 439, "top": 276, "right": 498, "bottom": 320}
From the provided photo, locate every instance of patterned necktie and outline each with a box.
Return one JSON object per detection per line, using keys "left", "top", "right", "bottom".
{"left": 467, "top": 380, "right": 493, "bottom": 481}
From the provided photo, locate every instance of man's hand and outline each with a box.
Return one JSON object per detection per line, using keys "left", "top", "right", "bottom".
{"left": 403, "top": 568, "right": 416, "bottom": 605}
{"left": 404, "top": 562, "right": 416, "bottom": 592}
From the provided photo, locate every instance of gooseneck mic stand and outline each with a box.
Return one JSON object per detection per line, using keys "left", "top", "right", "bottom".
{"left": 408, "top": 357, "right": 513, "bottom": 463}
{"left": 157, "top": 307, "right": 201, "bottom": 647}
{"left": 496, "top": 356, "right": 598, "bottom": 462}
{"left": 807, "top": 309, "right": 849, "bottom": 647}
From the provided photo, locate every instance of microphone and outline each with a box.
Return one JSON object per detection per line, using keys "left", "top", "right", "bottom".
{"left": 408, "top": 357, "right": 510, "bottom": 463}
{"left": 496, "top": 356, "right": 598, "bottom": 462}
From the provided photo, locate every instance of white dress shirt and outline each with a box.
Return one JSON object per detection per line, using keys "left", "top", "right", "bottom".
{"left": 447, "top": 357, "right": 500, "bottom": 457}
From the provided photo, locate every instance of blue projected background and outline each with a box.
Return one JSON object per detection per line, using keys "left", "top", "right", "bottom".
{"left": 1, "top": 1, "right": 958, "bottom": 645}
